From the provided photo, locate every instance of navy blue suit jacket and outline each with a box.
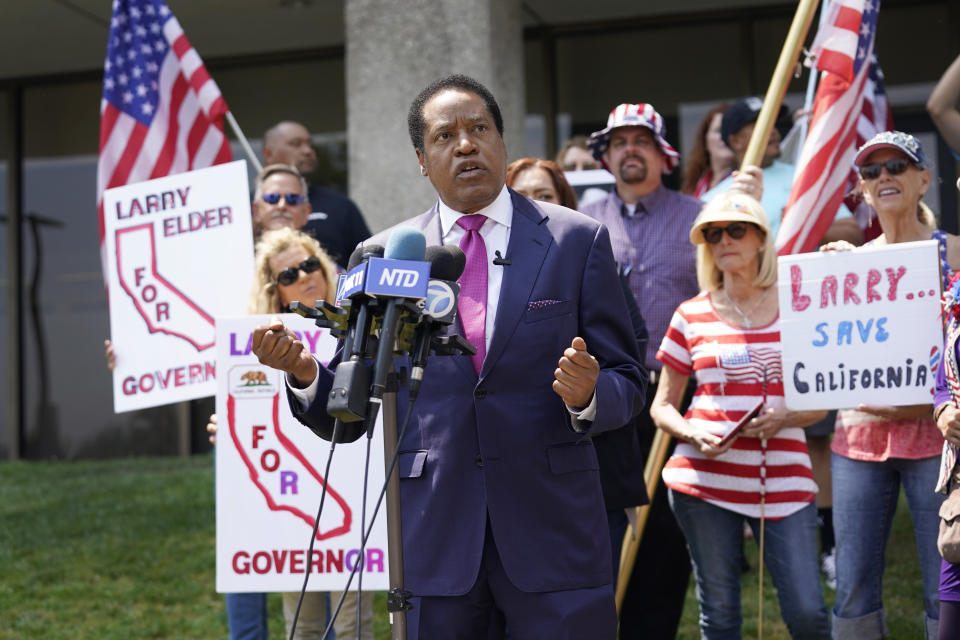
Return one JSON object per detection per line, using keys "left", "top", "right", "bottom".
{"left": 290, "top": 189, "right": 644, "bottom": 596}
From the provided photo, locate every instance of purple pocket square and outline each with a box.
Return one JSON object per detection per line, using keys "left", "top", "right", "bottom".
{"left": 527, "top": 299, "right": 564, "bottom": 310}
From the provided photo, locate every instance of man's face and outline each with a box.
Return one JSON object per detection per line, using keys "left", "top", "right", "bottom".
{"left": 253, "top": 173, "right": 311, "bottom": 231}
{"left": 264, "top": 122, "right": 318, "bottom": 176}
{"left": 728, "top": 122, "right": 781, "bottom": 168}
{"left": 603, "top": 126, "right": 664, "bottom": 188}
{"left": 416, "top": 89, "right": 508, "bottom": 214}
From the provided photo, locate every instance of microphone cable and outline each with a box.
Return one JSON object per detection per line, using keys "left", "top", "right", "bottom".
{"left": 321, "top": 395, "right": 418, "bottom": 640}
{"left": 287, "top": 419, "right": 344, "bottom": 640}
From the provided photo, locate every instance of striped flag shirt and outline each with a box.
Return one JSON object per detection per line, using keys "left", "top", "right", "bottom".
{"left": 97, "top": 0, "right": 231, "bottom": 270}
{"left": 775, "top": 0, "right": 887, "bottom": 255}
{"left": 657, "top": 293, "right": 817, "bottom": 519}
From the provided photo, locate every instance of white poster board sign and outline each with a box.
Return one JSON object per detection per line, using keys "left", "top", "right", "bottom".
{"left": 215, "top": 314, "right": 389, "bottom": 592}
{"left": 778, "top": 240, "right": 942, "bottom": 410}
{"left": 103, "top": 160, "right": 254, "bottom": 412}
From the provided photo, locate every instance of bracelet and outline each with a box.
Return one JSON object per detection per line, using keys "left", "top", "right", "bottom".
{"left": 935, "top": 401, "right": 952, "bottom": 423}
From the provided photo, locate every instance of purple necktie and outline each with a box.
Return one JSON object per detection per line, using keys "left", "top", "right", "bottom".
{"left": 456, "top": 214, "right": 488, "bottom": 375}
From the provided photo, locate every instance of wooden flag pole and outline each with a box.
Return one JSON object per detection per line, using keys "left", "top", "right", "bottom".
{"left": 740, "top": 0, "right": 822, "bottom": 170}
{"left": 615, "top": 427, "right": 673, "bottom": 612}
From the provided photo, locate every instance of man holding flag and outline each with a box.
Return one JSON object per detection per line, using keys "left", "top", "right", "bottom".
{"left": 96, "top": 2, "right": 265, "bottom": 639}
{"left": 775, "top": 0, "right": 892, "bottom": 255}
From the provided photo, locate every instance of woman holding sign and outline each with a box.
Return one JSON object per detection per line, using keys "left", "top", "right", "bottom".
{"left": 209, "top": 227, "right": 372, "bottom": 640}
{"left": 651, "top": 192, "right": 830, "bottom": 638}
{"left": 824, "top": 132, "right": 960, "bottom": 640}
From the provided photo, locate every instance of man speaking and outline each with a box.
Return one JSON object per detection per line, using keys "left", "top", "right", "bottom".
{"left": 252, "top": 74, "right": 644, "bottom": 639}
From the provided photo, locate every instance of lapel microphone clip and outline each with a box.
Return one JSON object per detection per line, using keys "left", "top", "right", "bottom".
{"left": 493, "top": 250, "right": 511, "bottom": 266}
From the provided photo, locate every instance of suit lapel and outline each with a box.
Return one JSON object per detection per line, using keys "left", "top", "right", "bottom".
{"left": 481, "top": 190, "right": 552, "bottom": 378}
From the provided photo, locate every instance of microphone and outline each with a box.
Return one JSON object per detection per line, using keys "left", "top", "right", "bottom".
{"left": 325, "top": 244, "right": 385, "bottom": 428}
{"left": 493, "top": 250, "right": 511, "bottom": 266}
{"left": 366, "top": 228, "right": 429, "bottom": 411}
{"left": 408, "top": 246, "right": 467, "bottom": 398}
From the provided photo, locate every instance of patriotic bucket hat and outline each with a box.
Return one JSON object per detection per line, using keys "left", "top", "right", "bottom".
{"left": 587, "top": 103, "right": 681, "bottom": 174}
{"left": 854, "top": 130, "right": 927, "bottom": 169}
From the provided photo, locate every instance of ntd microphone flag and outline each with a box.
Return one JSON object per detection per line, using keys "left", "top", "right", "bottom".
{"left": 364, "top": 258, "right": 430, "bottom": 299}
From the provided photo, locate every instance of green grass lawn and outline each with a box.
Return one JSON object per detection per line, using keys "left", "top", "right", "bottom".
{"left": 0, "top": 455, "right": 930, "bottom": 639}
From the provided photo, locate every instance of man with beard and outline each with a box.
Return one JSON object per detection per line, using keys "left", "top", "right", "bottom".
{"left": 263, "top": 120, "right": 371, "bottom": 266}
{"left": 581, "top": 102, "right": 700, "bottom": 639}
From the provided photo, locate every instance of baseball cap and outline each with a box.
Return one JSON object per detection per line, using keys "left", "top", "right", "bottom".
{"left": 853, "top": 130, "right": 928, "bottom": 168}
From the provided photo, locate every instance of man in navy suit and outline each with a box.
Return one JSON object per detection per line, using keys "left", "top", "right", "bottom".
{"left": 252, "top": 74, "right": 644, "bottom": 639}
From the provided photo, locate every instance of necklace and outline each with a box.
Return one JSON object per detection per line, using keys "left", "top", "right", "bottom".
{"left": 722, "top": 287, "right": 769, "bottom": 328}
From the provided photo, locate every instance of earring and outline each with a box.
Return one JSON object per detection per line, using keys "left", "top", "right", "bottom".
{"left": 420, "top": 166, "right": 427, "bottom": 176}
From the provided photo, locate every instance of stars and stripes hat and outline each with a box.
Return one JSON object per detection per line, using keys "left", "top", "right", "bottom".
{"left": 854, "top": 130, "right": 927, "bottom": 169}
{"left": 587, "top": 103, "right": 681, "bottom": 174}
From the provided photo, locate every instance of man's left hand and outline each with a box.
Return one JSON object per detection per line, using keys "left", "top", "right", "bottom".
{"left": 553, "top": 336, "right": 599, "bottom": 410}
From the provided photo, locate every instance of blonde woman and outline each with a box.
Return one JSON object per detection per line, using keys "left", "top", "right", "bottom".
{"left": 650, "top": 193, "right": 830, "bottom": 638}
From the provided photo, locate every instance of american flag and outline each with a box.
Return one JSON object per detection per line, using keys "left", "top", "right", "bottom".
{"left": 720, "top": 346, "right": 783, "bottom": 385}
{"left": 97, "top": 0, "right": 231, "bottom": 271}
{"left": 775, "top": 0, "right": 889, "bottom": 255}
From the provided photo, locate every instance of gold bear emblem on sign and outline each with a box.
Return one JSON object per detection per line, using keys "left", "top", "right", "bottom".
{"left": 240, "top": 370, "right": 268, "bottom": 386}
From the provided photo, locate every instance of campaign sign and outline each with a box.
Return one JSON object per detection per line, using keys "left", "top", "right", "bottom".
{"left": 104, "top": 160, "right": 254, "bottom": 412}
{"left": 778, "top": 240, "right": 942, "bottom": 410}
{"left": 216, "top": 314, "right": 388, "bottom": 592}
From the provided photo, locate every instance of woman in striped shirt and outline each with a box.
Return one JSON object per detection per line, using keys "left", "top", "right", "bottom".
{"left": 650, "top": 192, "right": 830, "bottom": 639}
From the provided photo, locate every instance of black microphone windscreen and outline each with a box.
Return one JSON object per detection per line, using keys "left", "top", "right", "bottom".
{"left": 346, "top": 245, "right": 366, "bottom": 270}
{"left": 429, "top": 245, "right": 466, "bottom": 281}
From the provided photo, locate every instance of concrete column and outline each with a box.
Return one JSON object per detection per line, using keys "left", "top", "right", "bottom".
{"left": 345, "top": 0, "right": 525, "bottom": 233}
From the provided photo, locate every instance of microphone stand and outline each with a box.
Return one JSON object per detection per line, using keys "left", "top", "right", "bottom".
{"left": 381, "top": 371, "right": 411, "bottom": 639}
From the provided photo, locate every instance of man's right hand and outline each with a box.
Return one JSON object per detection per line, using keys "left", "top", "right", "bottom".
{"left": 251, "top": 317, "right": 317, "bottom": 387}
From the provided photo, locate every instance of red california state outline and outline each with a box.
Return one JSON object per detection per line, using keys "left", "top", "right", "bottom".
{"left": 115, "top": 223, "right": 215, "bottom": 351}
{"left": 227, "top": 393, "right": 353, "bottom": 540}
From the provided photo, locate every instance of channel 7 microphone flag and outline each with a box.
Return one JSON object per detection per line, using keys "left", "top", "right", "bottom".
{"left": 97, "top": 0, "right": 232, "bottom": 282}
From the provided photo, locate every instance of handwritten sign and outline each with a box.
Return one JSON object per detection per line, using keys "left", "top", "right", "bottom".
{"left": 778, "top": 240, "right": 942, "bottom": 410}
{"left": 103, "top": 160, "right": 254, "bottom": 412}
{"left": 215, "top": 314, "right": 388, "bottom": 592}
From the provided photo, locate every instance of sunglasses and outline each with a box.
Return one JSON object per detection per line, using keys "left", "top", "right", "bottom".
{"left": 858, "top": 158, "right": 914, "bottom": 180}
{"left": 274, "top": 255, "right": 323, "bottom": 286}
{"left": 701, "top": 222, "right": 754, "bottom": 244}
{"left": 261, "top": 192, "right": 307, "bottom": 205}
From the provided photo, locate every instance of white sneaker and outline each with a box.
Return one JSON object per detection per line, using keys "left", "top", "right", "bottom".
{"left": 821, "top": 550, "right": 837, "bottom": 590}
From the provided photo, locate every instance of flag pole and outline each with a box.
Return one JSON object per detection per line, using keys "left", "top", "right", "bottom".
{"left": 799, "top": 0, "right": 830, "bottom": 144}
{"left": 741, "top": 0, "right": 822, "bottom": 169}
{"left": 615, "top": 427, "right": 673, "bottom": 612}
{"left": 225, "top": 111, "right": 263, "bottom": 173}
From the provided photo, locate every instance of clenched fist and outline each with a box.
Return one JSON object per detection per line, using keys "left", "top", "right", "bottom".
{"left": 251, "top": 317, "right": 317, "bottom": 387}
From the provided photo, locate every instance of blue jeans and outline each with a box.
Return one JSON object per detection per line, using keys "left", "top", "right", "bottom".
{"left": 669, "top": 490, "right": 829, "bottom": 640}
{"left": 226, "top": 592, "right": 268, "bottom": 640}
{"left": 831, "top": 453, "right": 942, "bottom": 640}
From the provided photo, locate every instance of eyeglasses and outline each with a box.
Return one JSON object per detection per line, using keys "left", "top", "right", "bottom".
{"left": 261, "top": 192, "right": 307, "bottom": 205}
{"left": 858, "top": 158, "right": 914, "bottom": 180}
{"left": 274, "top": 255, "right": 323, "bottom": 286}
{"left": 701, "top": 222, "right": 753, "bottom": 244}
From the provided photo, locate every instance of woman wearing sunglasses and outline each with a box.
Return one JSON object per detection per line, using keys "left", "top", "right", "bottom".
{"left": 207, "top": 228, "right": 372, "bottom": 640}
{"left": 247, "top": 227, "right": 376, "bottom": 640}
{"left": 822, "top": 131, "right": 960, "bottom": 639}
{"left": 650, "top": 192, "right": 830, "bottom": 638}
